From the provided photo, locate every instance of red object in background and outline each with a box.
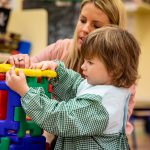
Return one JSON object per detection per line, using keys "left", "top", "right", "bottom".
{"left": 0, "top": 73, "right": 8, "bottom": 120}
{"left": 11, "top": 50, "right": 19, "bottom": 55}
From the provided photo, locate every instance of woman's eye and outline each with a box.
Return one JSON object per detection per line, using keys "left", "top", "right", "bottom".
{"left": 80, "top": 19, "right": 86, "bottom": 24}
{"left": 94, "top": 24, "right": 101, "bottom": 29}
{"left": 94, "top": 25, "right": 100, "bottom": 29}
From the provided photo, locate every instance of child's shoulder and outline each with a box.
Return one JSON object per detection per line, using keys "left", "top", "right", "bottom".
{"left": 77, "top": 80, "right": 130, "bottom": 98}
{"left": 77, "top": 80, "right": 112, "bottom": 96}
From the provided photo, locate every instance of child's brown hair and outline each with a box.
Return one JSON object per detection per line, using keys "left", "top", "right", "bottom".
{"left": 81, "top": 25, "right": 141, "bottom": 88}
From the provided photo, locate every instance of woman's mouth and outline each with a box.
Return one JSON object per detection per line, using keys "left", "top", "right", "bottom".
{"left": 78, "top": 38, "right": 83, "bottom": 45}
{"left": 79, "top": 37, "right": 86, "bottom": 44}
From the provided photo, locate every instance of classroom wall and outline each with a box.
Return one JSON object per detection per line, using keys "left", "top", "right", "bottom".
{"left": 23, "top": 0, "right": 80, "bottom": 44}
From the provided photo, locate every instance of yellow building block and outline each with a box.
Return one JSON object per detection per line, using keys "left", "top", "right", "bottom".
{"left": 0, "top": 64, "right": 57, "bottom": 78}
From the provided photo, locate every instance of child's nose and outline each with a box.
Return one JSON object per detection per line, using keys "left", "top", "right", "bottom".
{"left": 81, "top": 63, "right": 86, "bottom": 70}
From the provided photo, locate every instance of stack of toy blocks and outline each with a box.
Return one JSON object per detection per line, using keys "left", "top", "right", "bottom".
{"left": 0, "top": 72, "right": 52, "bottom": 150}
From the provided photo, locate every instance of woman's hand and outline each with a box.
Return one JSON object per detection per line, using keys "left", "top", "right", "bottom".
{"left": 5, "top": 54, "right": 31, "bottom": 68}
{"left": 6, "top": 66, "right": 29, "bottom": 97}
{"left": 30, "top": 61, "right": 58, "bottom": 71}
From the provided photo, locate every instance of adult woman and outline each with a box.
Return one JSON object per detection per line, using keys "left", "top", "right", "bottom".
{"left": 7, "top": 0, "right": 126, "bottom": 70}
{"left": 6, "top": 0, "right": 134, "bottom": 147}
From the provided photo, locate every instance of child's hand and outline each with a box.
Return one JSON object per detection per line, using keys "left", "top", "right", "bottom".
{"left": 30, "top": 61, "right": 58, "bottom": 71}
{"left": 6, "top": 66, "right": 29, "bottom": 97}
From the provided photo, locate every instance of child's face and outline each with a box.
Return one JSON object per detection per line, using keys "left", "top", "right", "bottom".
{"left": 81, "top": 56, "right": 112, "bottom": 85}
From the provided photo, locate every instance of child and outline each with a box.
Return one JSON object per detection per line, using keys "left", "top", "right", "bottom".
{"left": 6, "top": 26, "right": 141, "bottom": 149}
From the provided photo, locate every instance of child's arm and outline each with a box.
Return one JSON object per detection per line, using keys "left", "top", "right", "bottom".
{"left": 31, "top": 60, "right": 84, "bottom": 101}
{"left": 6, "top": 63, "right": 109, "bottom": 137}
{"left": 51, "top": 61, "right": 84, "bottom": 101}
{"left": 20, "top": 87, "right": 109, "bottom": 137}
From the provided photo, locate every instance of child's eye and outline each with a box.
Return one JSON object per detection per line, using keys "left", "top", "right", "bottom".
{"left": 88, "top": 61, "right": 93, "bottom": 65}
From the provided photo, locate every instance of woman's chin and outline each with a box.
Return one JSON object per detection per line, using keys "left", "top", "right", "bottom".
{"left": 77, "top": 42, "right": 82, "bottom": 51}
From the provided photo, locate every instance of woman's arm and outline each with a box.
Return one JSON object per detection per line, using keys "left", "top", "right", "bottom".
{"left": 125, "top": 85, "right": 136, "bottom": 135}
{"left": 31, "top": 39, "right": 72, "bottom": 63}
{"left": 5, "top": 39, "right": 72, "bottom": 68}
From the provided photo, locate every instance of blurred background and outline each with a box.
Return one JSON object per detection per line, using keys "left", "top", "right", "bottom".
{"left": 0, "top": 0, "right": 150, "bottom": 149}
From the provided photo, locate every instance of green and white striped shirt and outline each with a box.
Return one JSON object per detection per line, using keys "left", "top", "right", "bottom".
{"left": 21, "top": 62, "right": 130, "bottom": 149}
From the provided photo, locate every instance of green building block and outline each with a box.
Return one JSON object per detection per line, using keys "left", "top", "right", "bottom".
{"left": 14, "top": 107, "right": 42, "bottom": 138}
{"left": 0, "top": 137, "right": 10, "bottom": 150}
{"left": 27, "top": 77, "right": 51, "bottom": 98}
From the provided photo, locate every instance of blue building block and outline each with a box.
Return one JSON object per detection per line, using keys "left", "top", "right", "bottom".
{"left": 0, "top": 81, "right": 20, "bottom": 136}
{"left": 18, "top": 41, "right": 31, "bottom": 54}
{"left": 9, "top": 135, "right": 46, "bottom": 150}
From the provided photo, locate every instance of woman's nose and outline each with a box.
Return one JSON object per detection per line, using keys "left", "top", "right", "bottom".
{"left": 82, "top": 23, "right": 91, "bottom": 33}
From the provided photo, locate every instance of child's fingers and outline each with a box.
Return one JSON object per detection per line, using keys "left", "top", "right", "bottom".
{"left": 29, "top": 64, "right": 34, "bottom": 69}
{"left": 37, "top": 62, "right": 44, "bottom": 69}
{"left": 30, "top": 64, "right": 36, "bottom": 69}
{"left": 50, "top": 62, "right": 58, "bottom": 71}
{"left": 6, "top": 71, "right": 11, "bottom": 83}
{"left": 41, "top": 63, "right": 48, "bottom": 70}
{"left": 9, "top": 66, "right": 16, "bottom": 75}
{"left": 18, "top": 70, "right": 25, "bottom": 78}
{"left": 30, "top": 61, "right": 57, "bottom": 71}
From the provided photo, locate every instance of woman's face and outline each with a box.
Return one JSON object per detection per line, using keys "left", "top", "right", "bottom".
{"left": 76, "top": 3, "right": 110, "bottom": 50}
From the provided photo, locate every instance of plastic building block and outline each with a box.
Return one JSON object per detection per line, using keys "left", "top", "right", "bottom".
{"left": 0, "top": 90, "right": 8, "bottom": 120}
{"left": 48, "top": 84, "right": 53, "bottom": 93}
{"left": 0, "top": 64, "right": 57, "bottom": 78}
{"left": 18, "top": 41, "right": 31, "bottom": 54}
{"left": 0, "top": 81, "right": 20, "bottom": 136}
{"left": 0, "top": 137, "right": 10, "bottom": 150}
{"left": 0, "top": 74, "right": 7, "bottom": 120}
{"left": 0, "top": 66, "right": 53, "bottom": 150}
{"left": 26, "top": 77, "right": 51, "bottom": 98}
{"left": 0, "top": 73, "right": 5, "bottom": 81}
{"left": 9, "top": 135, "right": 46, "bottom": 150}
{"left": 14, "top": 107, "right": 42, "bottom": 138}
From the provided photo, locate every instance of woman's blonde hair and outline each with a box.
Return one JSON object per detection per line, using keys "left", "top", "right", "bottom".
{"left": 81, "top": 25, "right": 141, "bottom": 88}
{"left": 63, "top": 0, "right": 126, "bottom": 73}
